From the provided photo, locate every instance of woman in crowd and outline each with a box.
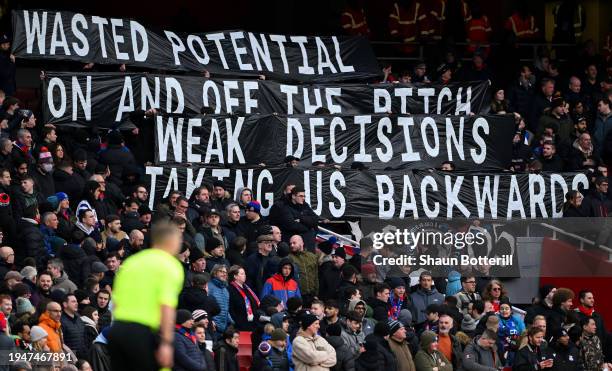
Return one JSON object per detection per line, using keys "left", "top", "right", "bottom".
{"left": 562, "top": 190, "right": 587, "bottom": 217}
{"left": 483, "top": 280, "right": 508, "bottom": 313}
{"left": 497, "top": 300, "right": 526, "bottom": 366}
{"left": 227, "top": 264, "right": 260, "bottom": 332}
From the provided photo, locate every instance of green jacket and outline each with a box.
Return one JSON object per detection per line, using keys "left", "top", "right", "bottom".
{"left": 289, "top": 250, "right": 319, "bottom": 296}
{"left": 414, "top": 349, "right": 453, "bottom": 371}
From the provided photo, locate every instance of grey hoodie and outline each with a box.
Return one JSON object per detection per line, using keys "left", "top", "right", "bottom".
{"left": 410, "top": 287, "right": 444, "bottom": 324}
{"left": 462, "top": 335, "right": 501, "bottom": 371}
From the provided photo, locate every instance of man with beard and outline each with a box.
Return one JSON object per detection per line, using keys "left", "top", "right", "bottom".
{"left": 319, "top": 299, "right": 341, "bottom": 337}
{"left": 547, "top": 288, "right": 575, "bottom": 340}
{"left": 30, "top": 271, "right": 53, "bottom": 308}
{"left": 454, "top": 275, "right": 482, "bottom": 315}
{"left": 567, "top": 133, "right": 599, "bottom": 171}
{"left": 539, "top": 141, "right": 564, "bottom": 172}
{"left": 276, "top": 186, "right": 318, "bottom": 251}
{"left": 95, "top": 289, "right": 113, "bottom": 330}
{"left": 574, "top": 290, "right": 607, "bottom": 344}
{"left": 186, "top": 185, "right": 211, "bottom": 225}
{"left": 288, "top": 235, "right": 318, "bottom": 299}
{"left": 211, "top": 181, "right": 231, "bottom": 211}
{"left": 437, "top": 313, "right": 464, "bottom": 370}
{"left": 184, "top": 247, "right": 206, "bottom": 288}
{"left": 131, "top": 185, "right": 149, "bottom": 207}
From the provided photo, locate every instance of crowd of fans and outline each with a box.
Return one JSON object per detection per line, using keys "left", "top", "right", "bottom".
{"left": 0, "top": 1, "right": 611, "bottom": 371}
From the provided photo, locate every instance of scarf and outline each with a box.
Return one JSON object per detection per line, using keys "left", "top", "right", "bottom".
{"left": 231, "top": 281, "right": 260, "bottom": 321}
{"left": 578, "top": 305, "right": 595, "bottom": 317}
{"left": 175, "top": 325, "right": 196, "bottom": 344}
{"left": 389, "top": 294, "right": 405, "bottom": 320}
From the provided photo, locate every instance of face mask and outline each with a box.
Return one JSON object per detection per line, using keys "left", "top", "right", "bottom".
{"left": 42, "top": 163, "right": 54, "bottom": 173}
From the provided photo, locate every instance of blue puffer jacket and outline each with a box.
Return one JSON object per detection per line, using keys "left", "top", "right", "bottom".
{"left": 208, "top": 277, "right": 233, "bottom": 333}
{"left": 173, "top": 329, "right": 207, "bottom": 371}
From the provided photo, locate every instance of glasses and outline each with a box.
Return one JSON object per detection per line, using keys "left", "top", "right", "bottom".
{"left": 492, "top": 287, "right": 501, "bottom": 291}
{"left": 48, "top": 309, "right": 61, "bottom": 313}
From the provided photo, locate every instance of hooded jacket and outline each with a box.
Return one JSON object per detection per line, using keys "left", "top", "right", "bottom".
{"left": 81, "top": 315, "right": 98, "bottom": 353}
{"left": 38, "top": 311, "right": 63, "bottom": 353}
{"left": 347, "top": 299, "right": 375, "bottom": 336}
{"left": 292, "top": 329, "right": 337, "bottom": 371}
{"left": 261, "top": 258, "right": 301, "bottom": 307}
{"left": 327, "top": 335, "right": 357, "bottom": 371}
{"left": 414, "top": 331, "right": 452, "bottom": 371}
{"left": 341, "top": 325, "right": 365, "bottom": 358}
{"left": 463, "top": 335, "right": 502, "bottom": 371}
{"left": 410, "top": 287, "right": 444, "bottom": 324}
{"left": 51, "top": 271, "right": 78, "bottom": 294}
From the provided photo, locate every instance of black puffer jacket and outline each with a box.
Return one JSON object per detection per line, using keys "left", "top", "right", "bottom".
{"left": 177, "top": 286, "right": 221, "bottom": 318}
{"left": 16, "top": 218, "right": 46, "bottom": 268}
{"left": 98, "top": 144, "right": 136, "bottom": 186}
{"left": 277, "top": 201, "right": 318, "bottom": 250}
{"left": 251, "top": 344, "right": 291, "bottom": 371}
{"left": 31, "top": 168, "right": 56, "bottom": 198}
{"left": 53, "top": 168, "right": 84, "bottom": 208}
{"left": 60, "top": 313, "right": 86, "bottom": 358}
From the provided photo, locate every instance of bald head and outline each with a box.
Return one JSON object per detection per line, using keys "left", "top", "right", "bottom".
{"left": 46, "top": 301, "right": 62, "bottom": 321}
{"left": 129, "top": 230, "right": 145, "bottom": 249}
{"left": 0, "top": 246, "right": 14, "bottom": 264}
{"left": 569, "top": 76, "right": 581, "bottom": 93}
{"left": 289, "top": 235, "right": 304, "bottom": 253}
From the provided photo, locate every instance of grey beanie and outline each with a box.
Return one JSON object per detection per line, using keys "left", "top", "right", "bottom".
{"left": 30, "top": 326, "right": 48, "bottom": 343}
{"left": 398, "top": 309, "right": 413, "bottom": 327}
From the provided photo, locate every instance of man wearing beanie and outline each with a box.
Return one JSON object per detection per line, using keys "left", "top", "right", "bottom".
{"left": 238, "top": 200, "right": 270, "bottom": 244}
{"left": 388, "top": 319, "right": 416, "bottom": 371}
{"left": 415, "top": 330, "right": 452, "bottom": 371}
{"left": 292, "top": 312, "right": 336, "bottom": 370}
{"left": 252, "top": 328, "right": 291, "bottom": 371}
{"left": 549, "top": 328, "right": 582, "bottom": 371}
{"left": 173, "top": 308, "right": 207, "bottom": 371}
{"left": 204, "top": 238, "right": 230, "bottom": 274}
{"left": 32, "top": 150, "right": 56, "bottom": 198}
{"left": 548, "top": 288, "right": 574, "bottom": 338}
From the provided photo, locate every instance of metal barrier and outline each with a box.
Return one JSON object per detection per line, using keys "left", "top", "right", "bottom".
{"left": 370, "top": 40, "right": 578, "bottom": 63}
{"left": 318, "top": 225, "right": 359, "bottom": 246}
{"left": 536, "top": 222, "right": 612, "bottom": 262}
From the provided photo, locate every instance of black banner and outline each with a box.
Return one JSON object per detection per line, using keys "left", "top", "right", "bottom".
{"left": 41, "top": 72, "right": 490, "bottom": 128}
{"left": 12, "top": 10, "right": 380, "bottom": 82}
{"left": 146, "top": 167, "right": 589, "bottom": 219}
{"left": 154, "top": 114, "right": 515, "bottom": 170}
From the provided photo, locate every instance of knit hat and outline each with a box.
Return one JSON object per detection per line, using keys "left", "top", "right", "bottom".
{"left": 38, "top": 150, "right": 53, "bottom": 163}
{"left": 56, "top": 192, "right": 69, "bottom": 202}
{"left": 551, "top": 327, "right": 569, "bottom": 343}
{"left": 107, "top": 130, "right": 124, "bottom": 145}
{"left": 420, "top": 330, "right": 438, "bottom": 349}
{"left": 91, "top": 261, "right": 108, "bottom": 274}
{"left": 15, "top": 297, "right": 34, "bottom": 316}
{"left": 246, "top": 201, "right": 261, "bottom": 214}
{"left": 138, "top": 204, "right": 152, "bottom": 216}
{"left": 205, "top": 238, "right": 223, "bottom": 253}
{"left": 258, "top": 341, "right": 271, "bottom": 354}
{"left": 398, "top": 309, "right": 413, "bottom": 327}
{"left": 374, "top": 321, "right": 390, "bottom": 337}
{"left": 190, "top": 248, "right": 205, "bottom": 262}
{"left": 212, "top": 180, "right": 225, "bottom": 189}
{"left": 176, "top": 309, "right": 192, "bottom": 325}
{"left": 388, "top": 320, "right": 404, "bottom": 336}
{"left": 388, "top": 277, "right": 406, "bottom": 290}
{"left": 332, "top": 246, "right": 346, "bottom": 260}
{"left": 270, "top": 312, "right": 289, "bottom": 329}
{"left": 326, "top": 322, "right": 343, "bottom": 337}
{"left": 270, "top": 328, "right": 287, "bottom": 341}
{"left": 300, "top": 312, "right": 318, "bottom": 330}
{"left": 192, "top": 309, "right": 208, "bottom": 322}
{"left": 30, "top": 326, "right": 49, "bottom": 343}
{"left": 46, "top": 195, "right": 59, "bottom": 210}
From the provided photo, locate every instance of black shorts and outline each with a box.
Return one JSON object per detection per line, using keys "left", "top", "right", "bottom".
{"left": 108, "top": 321, "right": 159, "bottom": 371}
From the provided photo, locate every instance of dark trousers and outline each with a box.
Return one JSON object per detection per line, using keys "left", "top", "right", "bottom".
{"left": 108, "top": 321, "right": 159, "bottom": 371}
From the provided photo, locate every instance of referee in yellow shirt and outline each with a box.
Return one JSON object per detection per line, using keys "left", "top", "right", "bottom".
{"left": 108, "top": 221, "right": 185, "bottom": 371}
